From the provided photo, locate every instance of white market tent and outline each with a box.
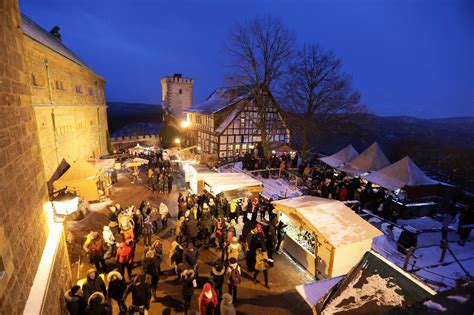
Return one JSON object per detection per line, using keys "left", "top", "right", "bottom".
{"left": 319, "top": 144, "right": 359, "bottom": 168}
{"left": 338, "top": 142, "right": 390, "bottom": 176}
{"left": 362, "top": 156, "right": 440, "bottom": 191}
{"left": 200, "top": 172, "right": 263, "bottom": 195}
{"left": 272, "top": 196, "right": 382, "bottom": 278}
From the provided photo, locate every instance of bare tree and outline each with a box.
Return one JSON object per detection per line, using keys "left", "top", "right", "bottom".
{"left": 224, "top": 16, "right": 295, "bottom": 156}
{"left": 281, "top": 44, "right": 365, "bottom": 159}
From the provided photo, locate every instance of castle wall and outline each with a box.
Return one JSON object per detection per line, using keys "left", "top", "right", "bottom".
{"left": 0, "top": 1, "right": 70, "bottom": 314}
{"left": 23, "top": 35, "right": 108, "bottom": 179}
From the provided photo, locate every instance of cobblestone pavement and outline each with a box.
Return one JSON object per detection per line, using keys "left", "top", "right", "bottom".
{"left": 67, "top": 168, "right": 313, "bottom": 314}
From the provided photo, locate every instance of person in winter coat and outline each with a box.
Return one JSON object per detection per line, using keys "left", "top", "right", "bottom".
{"left": 82, "top": 269, "right": 107, "bottom": 305}
{"left": 175, "top": 216, "right": 186, "bottom": 244}
{"left": 185, "top": 215, "right": 200, "bottom": 245}
{"left": 182, "top": 243, "right": 199, "bottom": 276}
{"left": 167, "top": 173, "right": 173, "bottom": 193}
{"left": 226, "top": 257, "right": 241, "bottom": 304}
{"left": 180, "top": 269, "right": 196, "bottom": 314}
{"left": 245, "top": 224, "right": 266, "bottom": 272}
{"left": 116, "top": 241, "right": 133, "bottom": 280}
{"left": 64, "top": 285, "right": 86, "bottom": 315}
{"left": 220, "top": 293, "right": 236, "bottom": 315}
{"left": 253, "top": 248, "right": 271, "bottom": 288}
{"left": 169, "top": 241, "right": 184, "bottom": 278}
{"left": 200, "top": 211, "right": 215, "bottom": 249}
{"left": 85, "top": 292, "right": 112, "bottom": 315}
{"left": 142, "top": 216, "right": 154, "bottom": 247}
{"left": 210, "top": 260, "right": 225, "bottom": 300}
{"left": 198, "top": 283, "right": 218, "bottom": 315}
{"left": 83, "top": 231, "right": 106, "bottom": 273}
{"left": 102, "top": 226, "right": 116, "bottom": 260}
{"left": 148, "top": 207, "right": 160, "bottom": 232}
{"left": 150, "top": 239, "right": 163, "bottom": 274}
{"left": 227, "top": 237, "right": 242, "bottom": 264}
{"left": 142, "top": 249, "right": 160, "bottom": 301}
{"left": 107, "top": 270, "right": 127, "bottom": 315}
{"left": 123, "top": 275, "right": 151, "bottom": 314}
{"left": 159, "top": 203, "right": 170, "bottom": 229}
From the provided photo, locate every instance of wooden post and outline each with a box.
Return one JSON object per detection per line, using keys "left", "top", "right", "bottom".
{"left": 403, "top": 247, "right": 414, "bottom": 270}
{"left": 314, "top": 234, "right": 319, "bottom": 279}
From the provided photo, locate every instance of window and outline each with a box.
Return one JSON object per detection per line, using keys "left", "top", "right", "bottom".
{"left": 31, "top": 74, "right": 38, "bottom": 86}
{"left": 55, "top": 80, "right": 64, "bottom": 90}
{"left": 88, "top": 87, "right": 94, "bottom": 96}
{"left": 179, "top": 89, "right": 183, "bottom": 94}
{"left": 75, "top": 85, "right": 83, "bottom": 94}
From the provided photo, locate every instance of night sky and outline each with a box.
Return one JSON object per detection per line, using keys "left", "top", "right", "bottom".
{"left": 20, "top": 0, "right": 473, "bottom": 118}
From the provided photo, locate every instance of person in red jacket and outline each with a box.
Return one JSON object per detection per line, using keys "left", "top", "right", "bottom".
{"left": 116, "top": 241, "right": 133, "bottom": 280}
{"left": 83, "top": 231, "right": 106, "bottom": 273}
{"left": 198, "top": 283, "right": 218, "bottom": 315}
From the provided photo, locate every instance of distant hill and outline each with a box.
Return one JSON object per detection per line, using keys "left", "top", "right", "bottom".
{"left": 107, "top": 101, "right": 163, "bottom": 137}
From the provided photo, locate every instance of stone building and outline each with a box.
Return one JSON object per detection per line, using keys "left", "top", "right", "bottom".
{"left": 0, "top": 1, "right": 71, "bottom": 314}
{"left": 22, "top": 14, "right": 108, "bottom": 179}
{"left": 184, "top": 86, "right": 291, "bottom": 158}
{"left": 161, "top": 73, "right": 193, "bottom": 120}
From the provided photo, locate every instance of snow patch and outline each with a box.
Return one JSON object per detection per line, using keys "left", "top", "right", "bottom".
{"left": 423, "top": 300, "right": 447, "bottom": 312}
{"left": 447, "top": 295, "right": 468, "bottom": 303}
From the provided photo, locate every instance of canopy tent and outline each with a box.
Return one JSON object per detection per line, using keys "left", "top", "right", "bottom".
{"left": 53, "top": 160, "right": 100, "bottom": 201}
{"left": 188, "top": 164, "right": 214, "bottom": 194}
{"left": 222, "top": 188, "right": 253, "bottom": 201}
{"left": 319, "top": 144, "right": 359, "bottom": 168}
{"left": 272, "top": 196, "right": 382, "bottom": 248}
{"left": 200, "top": 172, "right": 263, "bottom": 195}
{"left": 339, "top": 142, "right": 390, "bottom": 176}
{"left": 363, "top": 156, "right": 440, "bottom": 191}
{"left": 128, "top": 144, "right": 153, "bottom": 154}
{"left": 87, "top": 158, "right": 116, "bottom": 170}
{"left": 313, "top": 251, "right": 435, "bottom": 314}
{"left": 47, "top": 158, "right": 70, "bottom": 196}
{"left": 269, "top": 143, "right": 297, "bottom": 153}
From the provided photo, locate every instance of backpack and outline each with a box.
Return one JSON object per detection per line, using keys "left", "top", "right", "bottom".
{"left": 229, "top": 265, "right": 241, "bottom": 285}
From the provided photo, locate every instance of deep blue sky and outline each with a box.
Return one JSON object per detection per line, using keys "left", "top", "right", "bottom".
{"left": 20, "top": 0, "right": 473, "bottom": 118}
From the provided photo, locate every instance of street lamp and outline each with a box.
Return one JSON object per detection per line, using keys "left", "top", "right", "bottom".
{"left": 175, "top": 138, "right": 181, "bottom": 145}
{"left": 180, "top": 121, "right": 191, "bottom": 128}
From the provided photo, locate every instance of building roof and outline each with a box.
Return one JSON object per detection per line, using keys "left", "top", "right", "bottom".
{"left": 320, "top": 144, "right": 359, "bottom": 168}
{"left": 363, "top": 156, "right": 440, "bottom": 191}
{"left": 21, "top": 14, "right": 102, "bottom": 79}
{"left": 185, "top": 86, "right": 251, "bottom": 115}
{"left": 339, "top": 142, "right": 391, "bottom": 176}
{"left": 272, "top": 196, "right": 383, "bottom": 247}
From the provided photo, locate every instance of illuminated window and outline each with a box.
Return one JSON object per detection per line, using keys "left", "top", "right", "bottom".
{"left": 75, "top": 85, "right": 83, "bottom": 94}
{"left": 88, "top": 87, "right": 94, "bottom": 96}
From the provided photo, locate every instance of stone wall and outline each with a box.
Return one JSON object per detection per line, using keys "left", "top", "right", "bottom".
{"left": 23, "top": 33, "right": 109, "bottom": 179}
{"left": 0, "top": 1, "right": 71, "bottom": 314}
{"left": 0, "top": 1, "right": 49, "bottom": 313}
{"left": 161, "top": 75, "right": 193, "bottom": 119}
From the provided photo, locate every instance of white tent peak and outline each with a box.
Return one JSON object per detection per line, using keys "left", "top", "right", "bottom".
{"left": 363, "top": 156, "right": 439, "bottom": 191}
{"left": 339, "top": 142, "right": 390, "bottom": 175}
{"left": 319, "top": 144, "right": 359, "bottom": 168}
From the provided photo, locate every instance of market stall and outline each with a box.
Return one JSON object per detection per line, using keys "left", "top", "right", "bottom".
{"left": 200, "top": 172, "right": 263, "bottom": 195}
{"left": 188, "top": 164, "right": 214, "bottom": 194}
{"left": 53, "top": 159, "right": 100, "bottom": 201}
{"left": 272, "top": 196, "right": 383, "bottom": 279}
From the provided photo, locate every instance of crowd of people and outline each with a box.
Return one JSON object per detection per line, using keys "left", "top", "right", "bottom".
{"left": 69, "top": 184, "right": 286, "bottom": 315}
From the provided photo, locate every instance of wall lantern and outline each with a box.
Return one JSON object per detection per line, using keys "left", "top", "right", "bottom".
{"left": 52, "top": 190, "right": 79, "bottom": 219}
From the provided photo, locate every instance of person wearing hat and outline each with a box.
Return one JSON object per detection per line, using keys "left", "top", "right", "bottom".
{"left": 200, "top": 208, "right": 215, "bottom": 249}
{"left": 220, "top": 293, "right": 236, "bottom": 315}
{"left": 159, "top": 202, "right": 170, "bottom": 229}
{"left": 123, "top": 275, "right": 151, "bottom": 314}
{"left": 82, "top": 269, "right": 107, "bottom": 305}
{"left": 211, "top": 260, "right": 225, "bottom": 300}
{"left": 107, "top": 270, "right": 127, "bottom": 315}
{"left": 64, "top": 285, "right": 86, "bottom": 315}
{"left": 83, "top": 231, "right": 106, "bottom": 273}
{"left": 182, "top": 243, "right": 199, "bottom": 278}
{"left": 184, "top": 212, "right": 200, "bottom": 246}
{"left": 142, "top": 248, "right": 160, "bottom": 302}
{"left": 102, "top": 226, "right": 116, "bottom": 260}
{"left": 198, "top": 283, "right": 218, "bottom": 315}
{"left": 227, "top": 237, "right": 242, "bottom": 265}
{"left": 85, "top": 291, "right": 112, "bottom": 315}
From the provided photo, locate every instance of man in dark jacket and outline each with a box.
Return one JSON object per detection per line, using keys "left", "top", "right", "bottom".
{"left": 142, "top": 249, "right": 160, "bottom": 301}
{"left": 182, "top": 243, "right": 199, "bottom": 278}
{"left": 124, "top": 275, "right": 151, "bottom": 314}
{"left": 85, "top": 292, "right": 112, "bottom": 315}
{"left": 185, "top": 215, "right": 200, "bottom": 245}
{"left": 64, "top": 285, "right": 86, "bottom": 315}
{"left": 107, "top": 271, "right": 126, "bottom": 315}
{"left": 82, "top": 269, "right": 107, "bottom": 304}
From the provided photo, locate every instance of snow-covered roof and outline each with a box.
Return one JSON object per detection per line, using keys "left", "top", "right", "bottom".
{"left": 320, "top": 251, "right": 435, "bottom": 314}
{"left": 363, "top": 156, "right": 440, "bottom": 191}
{"left": 339, "top": 142, "right": 391, "bottom": 176}
{"left": 272, "top": 196, "right": 383, "bottom": 247}
{"left": 185, "top": 86, "right": 251, "bottom": 115}
{"left": 214, "top": 105, "right": 242, "bottom": 134}
{"left": 21, "top": 14, "right": 102, "bottom": 79}
{"left": 200, "top": 172, "right": 263, "bottom": 194}
{"left": 319, "top": 144, "right": 359, "bottom": 168}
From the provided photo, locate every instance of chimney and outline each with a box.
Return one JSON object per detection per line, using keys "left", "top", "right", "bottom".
{"left": 49, "top": 26, "right": 62, "bottom": 41}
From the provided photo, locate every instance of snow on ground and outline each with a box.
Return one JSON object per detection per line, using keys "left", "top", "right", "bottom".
{"left": 370, "top": 217, "right": 474, "bottom": 291}
{"left": 218, "top": 161, "right": 303, "bottom": 200}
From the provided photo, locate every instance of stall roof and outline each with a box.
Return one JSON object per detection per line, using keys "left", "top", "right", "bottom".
{"left": 200, "top": 172, "right": 262, "bottom": 195}
{"left": 339, "top": 142, "right": 391, "bottom": 175}
{"left": 87, "top": 158, "right": 116, "bottom": 170}
{"left": 363, "top": 156, "right": 439, "bottom": 191}
{"left": 191, "top": 164, "right": 213, "bottom": 174}
{"left": 319, "top": 144, "right": 359, "bottom": 168}
{"left": 54, "top": 160, "right": 99, "bottom": 184}
{"left": 272, "top": 196, "right": 382, "bottom": 247}
{"left": 320, "top": 251, "right": 435, "bottom": 314}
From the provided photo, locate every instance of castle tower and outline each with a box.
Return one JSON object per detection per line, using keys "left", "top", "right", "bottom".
{"left": 161, "top": 73, "right": 193, "bottom": 120}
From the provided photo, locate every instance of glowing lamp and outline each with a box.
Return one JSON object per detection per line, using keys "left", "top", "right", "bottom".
{"left": 175, "top": 138, "right": 181, "bottom": 144}
{"left": 249, "top": 145, "right": 254, "bottom": 149}
{"left": 180, "top": 121, "right": 191, "bottom": 128}
{"left": 272, "top": 150, "right": 276, "bottom": 154}
{"left": 52, "top": 191, "right": 79, "bottom": 216}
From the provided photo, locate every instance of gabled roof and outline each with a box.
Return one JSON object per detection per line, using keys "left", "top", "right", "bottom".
{"left": 21, "top": 14, "right": 102, "bottom": 78}
{"left": 339, "top": 142, "right": 391, "bottom": 175}
{"left": 185, "top": 86, "right": 251, "bottom": 115}
{"left": 319, "top": 251, "right": 435, "bottom": 314}
{"left": 363, "top": 156, "right": 439, "bottom": 191}
{"left": 320, "top": 144, "right": 359, "bottom": 168}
